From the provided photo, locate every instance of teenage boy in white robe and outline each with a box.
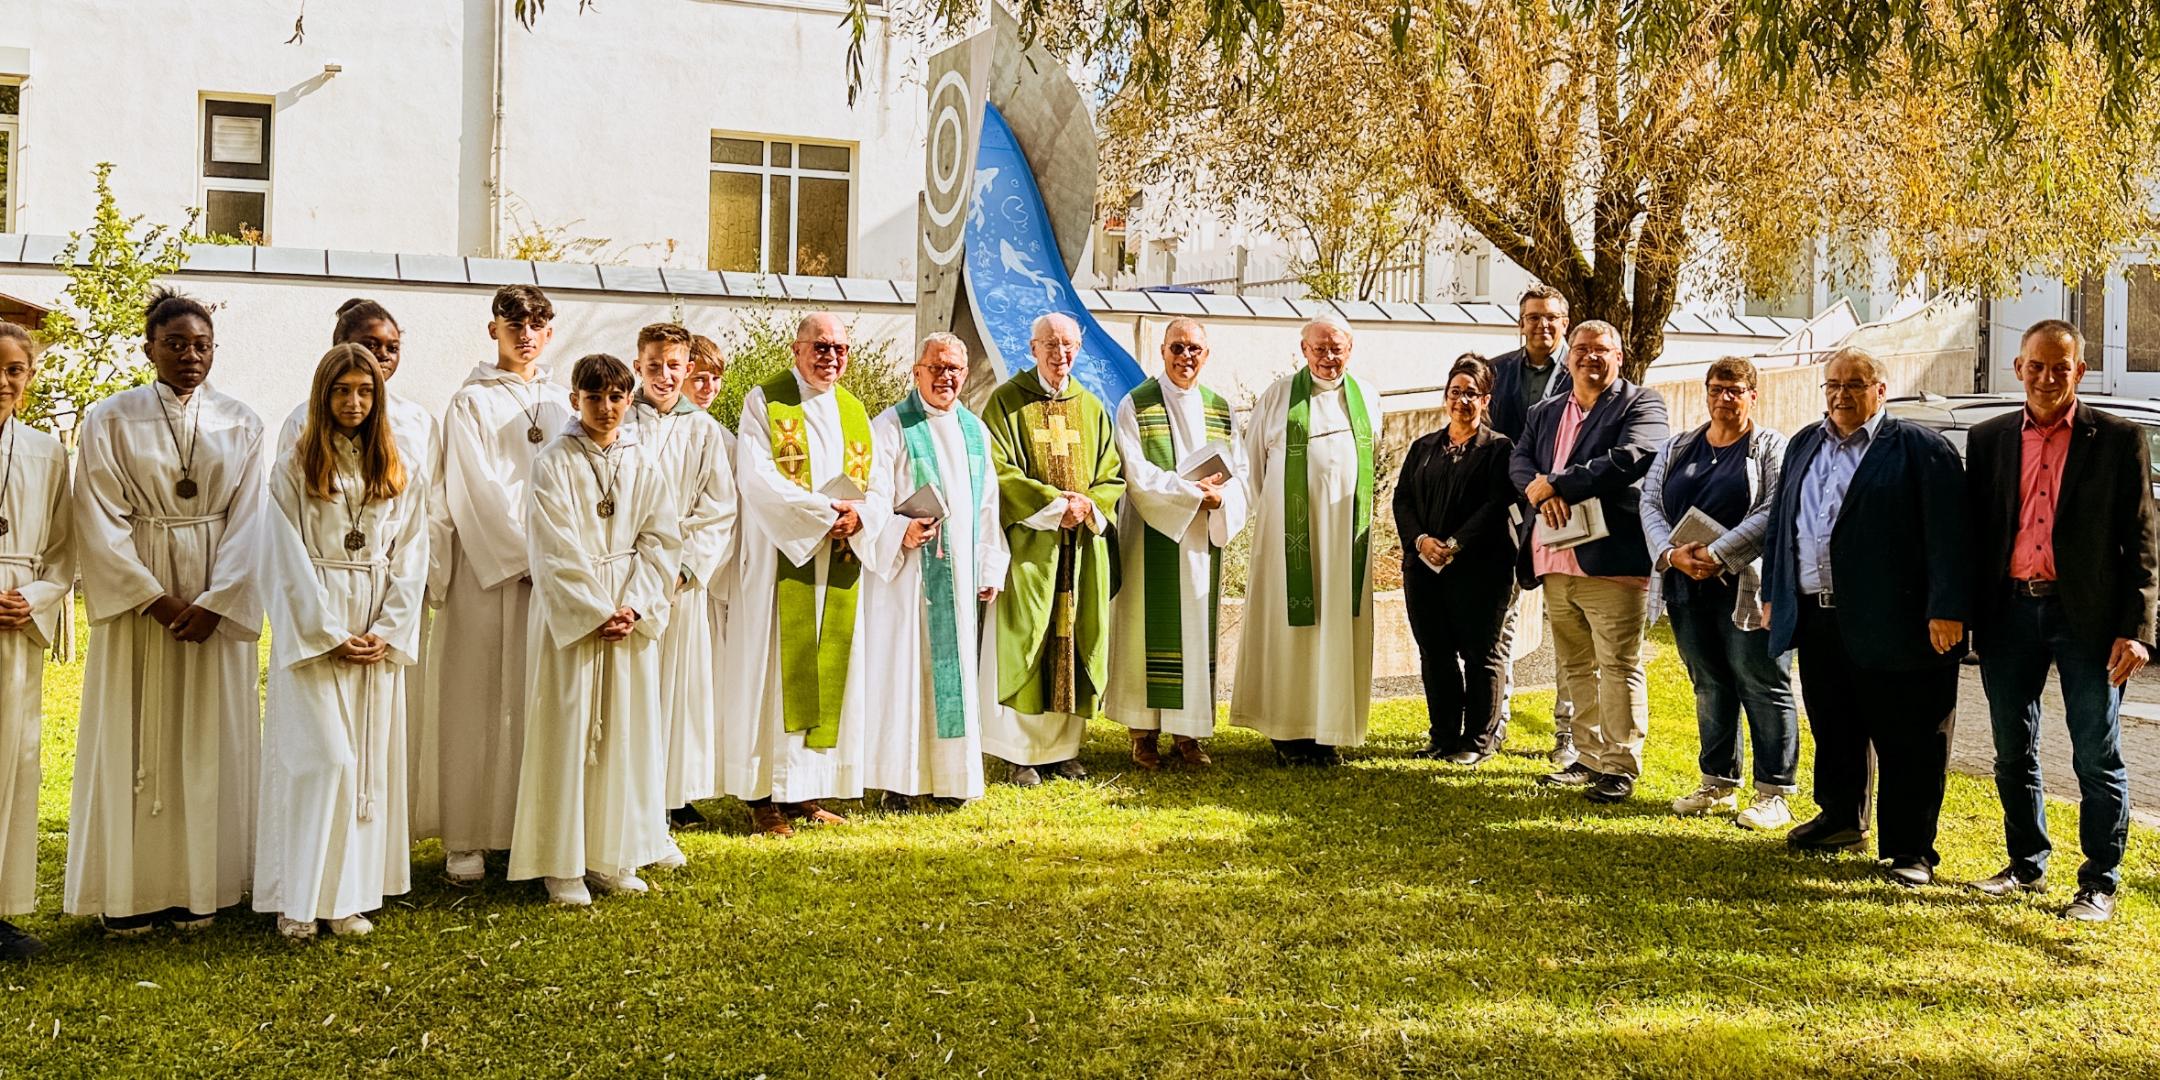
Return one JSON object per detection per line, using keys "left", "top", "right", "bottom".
{"left": 628, "top": 324, "right": 737, "bottom": 840}
{"left": 854, "top": 335, "right": 1008, "bottom": 803}
{"left": 429, "top": 284, "right": 569, "bottom": 883}
{"left": 69, "top": 288, "right": 268, "bottom": 935}
{"left": 509, "top": 353, "right": 682, "bottom": 906}
{"left": 1106, "top": 318, "right": 1248, "bottom": 769}
{"left": 256, "top": 345, "right": 428, "bottom": 940}
{"left": 0, "top": 321, "right": 73, "bottom": 961}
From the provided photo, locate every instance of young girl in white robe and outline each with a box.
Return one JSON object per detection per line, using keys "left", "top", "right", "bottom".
{"left": 68, "top": 288, "right": 267, "bottom": 935}
{"left": 508, "top": 354, "right": 681, "bottom": 907}
{"left": 256, "top": 344, "right": 429, "bottom": 939}
{"left": 0, "top": 321, "right": 74, "bottom": 961}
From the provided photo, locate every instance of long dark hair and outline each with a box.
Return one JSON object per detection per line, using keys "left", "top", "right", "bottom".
{"left": 299, "top": 344, "right": 407, "bottom": 503}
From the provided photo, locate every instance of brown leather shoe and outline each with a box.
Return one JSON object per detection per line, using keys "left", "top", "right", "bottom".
{"left": 1170, "top": 736, "right": 1212, "bottom": 768}
{"left": 798, "top": 800, "right": 849, "bottom": 826}
{"left": 1130, "top": 730, "right": 1162, "bottom": 771}
{"left": 750, "top": 803, "right": 795, "bottom": 838}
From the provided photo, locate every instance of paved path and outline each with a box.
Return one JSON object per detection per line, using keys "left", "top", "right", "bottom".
{"left": 1949, "top": 662, "right": 2160, "bottom": 827}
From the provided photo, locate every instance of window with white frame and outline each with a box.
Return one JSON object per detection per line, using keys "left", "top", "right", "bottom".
{"left": 200, "top": 98, "right": 271, "bottom": 242}
{"left": 0, "top": 83, "right": 19, "bottom": 234}
{"left": 708, "top": 135, "right": 852, "bottom": 276}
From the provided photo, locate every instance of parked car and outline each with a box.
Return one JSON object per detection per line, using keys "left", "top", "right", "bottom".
{"left": 1885, "top": 392, "right": 2160, "bottom": 499}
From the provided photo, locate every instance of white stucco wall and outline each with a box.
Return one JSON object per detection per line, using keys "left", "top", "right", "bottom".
{"left": 0, "top": 1, "right": 923, "bottom": 275}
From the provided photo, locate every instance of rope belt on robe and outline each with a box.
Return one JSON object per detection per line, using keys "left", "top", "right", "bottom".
{"left": 586, "top": 550, "right": 638, "bottom": 768}
{"left": 313, "top": 555, "right": 390, "bottom": 824}
{"left": 131, "top": 510, "right": 227, "bottom": 817}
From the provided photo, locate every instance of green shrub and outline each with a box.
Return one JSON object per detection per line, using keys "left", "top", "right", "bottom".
{"left": 703, "top": 302, "right": 908, "bottom": 431}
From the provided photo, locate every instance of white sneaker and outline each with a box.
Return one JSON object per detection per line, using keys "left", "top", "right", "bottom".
{"left": 586, "top": 870, "right": 650, "bottom": 896}
{"left": 445, "top": 850, "right": 486, "bottom": 884}
{"left": 171, "top": 913, "right": 215, "bottom": 933}
{"left": 1548, "top": 733, "right": 1578, "bottom": 770}
{"left": 276, "top": 917, "right": 318, "bottom": 941}
{"left": 1672, "top": 782, "right": 1740, "bottom": 816}
{"left": 649, "top": 839, "right": 687, "bottom": 871}
{"left": 1736, "top": 793, "right": 1794, "bottom": 831}
{"left": 327, "top": 914, "right": 374, "bottom": 937}
{"left": 544, "top": 876, "right": 593, "bottom": 907}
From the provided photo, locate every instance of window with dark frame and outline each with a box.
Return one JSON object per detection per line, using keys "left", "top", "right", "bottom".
{"left": 201, "top": 98, "right": 271, "bottom": 243}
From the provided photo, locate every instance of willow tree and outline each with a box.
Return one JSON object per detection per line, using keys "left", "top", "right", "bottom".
{"left": 1086, "top": 2, "right": 2160, "bottom": 376}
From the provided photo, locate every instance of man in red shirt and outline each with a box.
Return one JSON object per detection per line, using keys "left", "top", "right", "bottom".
{"left": 1967, "top": 319, "right": 2159, "bottom": 922}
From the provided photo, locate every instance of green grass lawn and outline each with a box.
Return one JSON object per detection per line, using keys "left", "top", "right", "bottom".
{"left": 5, "top": 629, "right": 2158, "bottom": 1078}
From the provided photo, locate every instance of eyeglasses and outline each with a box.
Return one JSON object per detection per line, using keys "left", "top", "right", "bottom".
{"left": 1306, "top": 345, "right": 1349, "bottom": 359}
{"left": 1522, "top": 314, "right": 1566, "bottom": 325}
{"left": 156, "top": 337, "right": 216, "bottom": 357}
{"left": 1445, "top": 388, "right": 1487, "bottom": 402}
{"left": 801, "top": 341, "right": 850, "bottom": 358}
{"left": 1166, "top": 342, "right": 1206, "bottom": 357}
{"left": 1705, "top": 385, "right": 1752, "bottom": 400}
{"left": 1821, "top": 379, "right": 1875, "bottom": 395}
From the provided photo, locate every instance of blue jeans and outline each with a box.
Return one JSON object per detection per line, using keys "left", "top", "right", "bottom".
{"left": 1666, "top": 580, "right": 1798, "bottom": 792}
{"left": 1979, "top": 593, "right": 2130, "bottom": 893}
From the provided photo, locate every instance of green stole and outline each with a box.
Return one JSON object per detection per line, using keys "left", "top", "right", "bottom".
{"left": 1128, "top": 377, "right": 1232, "bottom": 709}
{"left": 763, "top": 372, "right": 873, "bottom": 748}
{"left": 1283, "top": 368, "right": 1374, "bottom": 627}
{"left": 897, "top": 392, "right": 989, "bottom": 739}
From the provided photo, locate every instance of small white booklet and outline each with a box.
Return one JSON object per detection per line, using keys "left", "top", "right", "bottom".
{"left": 1667, "top": 506, "right": 1726, "bottom": 550}
{"left": 1532, "top": 496, "right": 1609, "bottom": 551}
{"left": 819, "top": 474, "right": 867, "bottom": 503}
{"left": 894, "top": 482, "right": 949, "bottom": 522}
{"left": 1177, "top": 440, "right": 1234, "bottom": 483}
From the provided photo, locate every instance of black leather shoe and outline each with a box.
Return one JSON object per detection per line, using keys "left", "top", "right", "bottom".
{"left": 668, "top": 804, "right": 707, "bottom": 829}
{"left": 1881, "top": 859, "right": 1934, "bottom": 887}
{"left": 1969, "top": 867, "right": 2046, "bottom": 897}
{"left": 0, "top": 919, "right": 45, "bottom": 961}
{"left": 1787, "top": 815, "right": 1869, "bottom": 852}
{"left": 1410, "top": 743, "right": 1453, "bottom": 760}
{"left": 1539, "top": 762, "right": 1598, "bottom": 787}
{"left": 2062, "top": 888, "right": 2116, "bottom": 922}
{"left": 1052, "top": 759, "right": 1089, "bottom": 781}
{"left": 1007, "top": 764, "right": 1042, "bottom": 788}
{"left": 1584, "top": 773, "right": 1635, "bottom": 803}
{"left": 1445, "top": 750, "right": 1493, "bottom": 766}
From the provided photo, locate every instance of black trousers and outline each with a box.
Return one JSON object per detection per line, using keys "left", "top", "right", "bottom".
{"left": 1794, "top": 602, "right": 1958, "bottom": 865}
{"left": 1404, "top": 568, "right": 1515, "bottom": 754}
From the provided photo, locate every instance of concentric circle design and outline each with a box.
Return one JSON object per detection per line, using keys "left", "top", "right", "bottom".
{"left": 922, "top": 70, "right": 974, "bottom": 265}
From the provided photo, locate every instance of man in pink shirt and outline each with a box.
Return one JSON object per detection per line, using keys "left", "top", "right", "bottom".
{"left": 1509, "top": 321, "right": 1669, "bottom": 804}
{"left": 1967, "top": 319, "right": 2158, "bottom": 922}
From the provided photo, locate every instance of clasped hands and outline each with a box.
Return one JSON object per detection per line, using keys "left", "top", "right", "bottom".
{"left": 827, "top": 500, "right": 863, "bottom": 540}
{"left": 1525, "top": 475, "right": 1570, "bottom": 529}
{"left": 1665, "top": 543, "right": 1723, "bottom": 581}
{"left": 144, "top": 594, "right": 223, "bottom": 643}
{"left": 598, "top": 606, "right": 639, "bottom": 642}
{"left": 0, "top": 590, "right": 33, "bottom": 632}
{"left": 332, "top": 633, "right": 391, "bottom": 666}
{"left": 1193, "top": 471, "right": 1227, "bottom": 512}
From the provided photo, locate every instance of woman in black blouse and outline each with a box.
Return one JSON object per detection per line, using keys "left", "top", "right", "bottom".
{"left": 1394, "top": 355, "right": 1522, "bottom": 764}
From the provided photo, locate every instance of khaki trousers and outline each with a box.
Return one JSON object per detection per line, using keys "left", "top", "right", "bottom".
{"left": 1542, "top": 573, "right": 1650, "bottom": 777}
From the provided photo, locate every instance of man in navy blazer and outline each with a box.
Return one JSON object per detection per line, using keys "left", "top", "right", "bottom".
{"left": 1510, "top": 320, "right": 1670, "bottom": 803}
{"left": 1762, "top": 346, "right": 1969, "bottom": 886}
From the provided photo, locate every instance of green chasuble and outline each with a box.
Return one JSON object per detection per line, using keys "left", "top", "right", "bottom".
{"left": 984, "top": 368, "right": 1125, "bottom": 716}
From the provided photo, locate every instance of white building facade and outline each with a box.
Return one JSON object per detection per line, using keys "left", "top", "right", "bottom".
{"left": 0, "top": 0, "right": 926, "bottom": 278}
